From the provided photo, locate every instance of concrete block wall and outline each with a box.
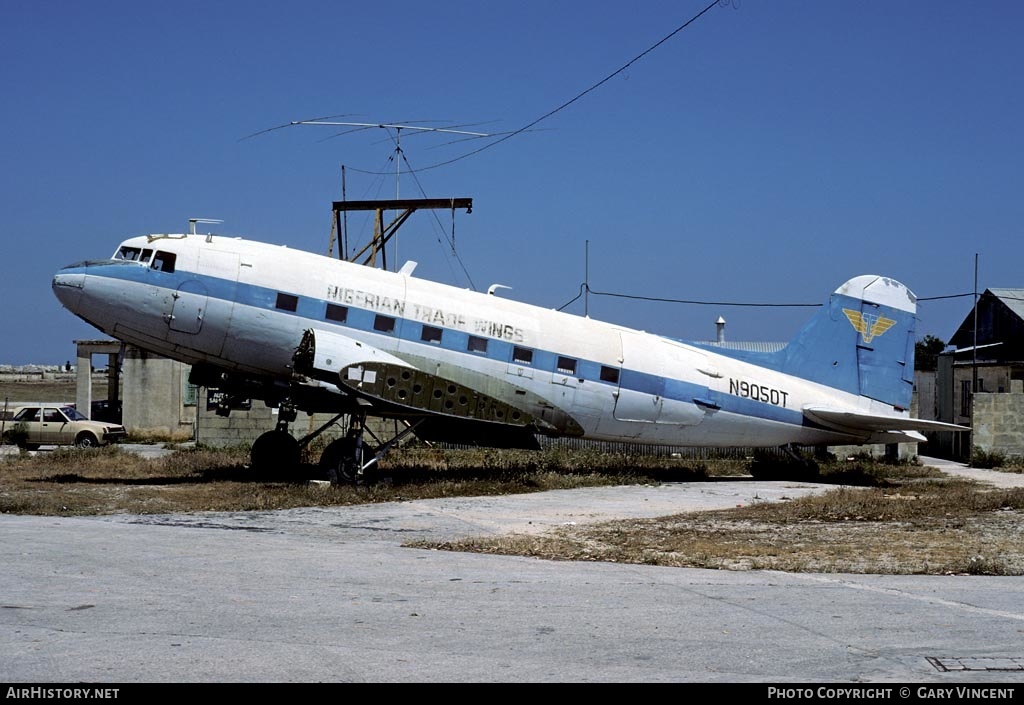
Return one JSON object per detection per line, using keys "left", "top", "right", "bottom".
{"left": 196, "top": 395, "right": 282, "bottom": 448}
{"left": 973, "top": 379, "right": 1024, "bottom": 458}
{"left": 194, "top": 394, "right": 349, "bottom": 449}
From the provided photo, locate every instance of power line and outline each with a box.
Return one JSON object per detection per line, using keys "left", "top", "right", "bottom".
{"left": 392, "top": 143, "right": 478, "bottom": 291}
{"left": 401, "top": 0, "right": 724, "bottom": 174}
{"left": 918, "top": 293, "right": 975, "bottom": 302}
{"left": 559, "top": 284, "right": 820, "bottom": 311}
{"left": 261, "top": 1, "right": 725, "bottom": 175}
{"left": 558, "top": 286, "right": 983, "bottom": 312}
{"left": 589, "top": 286, "right": 821, "bottom": 308}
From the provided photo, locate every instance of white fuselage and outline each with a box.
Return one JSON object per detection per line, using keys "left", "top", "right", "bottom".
{"left": 54, "top": 234, "right": 890, "bottom": 448}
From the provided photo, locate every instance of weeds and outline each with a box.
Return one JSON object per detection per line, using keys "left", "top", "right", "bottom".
{"left": 409, "top": 453, "right": 1024, "bottom": 576}
{"left": 0, "top": 445, "right": 722, "bottom": 516}
{"left": 4, "top": 443, "right": 1023, "bottom": 575}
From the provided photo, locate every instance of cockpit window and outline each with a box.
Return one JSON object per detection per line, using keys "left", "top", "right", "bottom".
{"left": 152, "top": 251, "right": 176, "bottom": 272}
{"left": 114, "top": 246, "right": 156, "bottom": 265}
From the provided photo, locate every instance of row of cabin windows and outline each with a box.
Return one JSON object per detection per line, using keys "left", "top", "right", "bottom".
{"left": 273, "top": 293, "right": 621, "bottom": 384}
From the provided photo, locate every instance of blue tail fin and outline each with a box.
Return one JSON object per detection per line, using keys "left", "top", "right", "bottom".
{"left": 782, "top": 275, "right": 917, "bottom": 410}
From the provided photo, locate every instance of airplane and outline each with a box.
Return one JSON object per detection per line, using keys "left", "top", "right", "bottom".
{"left": 51, "top": 220, "right": 968, "bottom": 483}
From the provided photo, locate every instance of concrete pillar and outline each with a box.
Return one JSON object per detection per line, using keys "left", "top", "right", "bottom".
{"left": 107, "top": 352, "right": 120, "bottom": 407}
{"left": 76, "top": 349, "right": 92, "bottom": 418}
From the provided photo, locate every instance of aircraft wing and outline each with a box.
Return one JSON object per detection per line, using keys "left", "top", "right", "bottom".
{"left": 293, "top": 327, "right": 544, "bottom": 431}
{"left": 803, "top": 406, "right": 970, "bottom": 436}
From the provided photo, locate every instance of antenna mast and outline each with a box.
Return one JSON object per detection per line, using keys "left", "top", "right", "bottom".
{"left": 274, "top": 118, "right": 490, "bottom": 274}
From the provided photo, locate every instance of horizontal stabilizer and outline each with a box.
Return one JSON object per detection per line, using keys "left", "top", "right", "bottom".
{"left": 804, "top": 406, "right": 970, "bottom": 435}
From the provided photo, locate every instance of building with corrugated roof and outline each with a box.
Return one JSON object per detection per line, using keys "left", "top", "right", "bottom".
{"left": 932, "top": 288, "right": 1024, "bottom": 459}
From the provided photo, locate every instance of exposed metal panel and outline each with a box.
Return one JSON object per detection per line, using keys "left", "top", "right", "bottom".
{"left": 168, "top": 280, "right": 206, "bottom": 334}
{"left": 613, "top": 332, "right": 705, "bottom": 426}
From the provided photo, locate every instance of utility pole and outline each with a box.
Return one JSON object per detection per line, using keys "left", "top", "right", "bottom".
{"left": 970, "top": 253, "right": 979, "bottom": 465}
{"left": 584, "top": 240, "right": 590, "bottom": 317}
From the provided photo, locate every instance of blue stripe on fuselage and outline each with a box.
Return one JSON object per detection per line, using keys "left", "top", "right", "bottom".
{"left": 64, "top": 261, "right": 805, "bottom": 428}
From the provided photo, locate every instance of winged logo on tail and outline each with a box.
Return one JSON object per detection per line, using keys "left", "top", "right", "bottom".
{"left": 842, "top": 308, "right": 896, "bottom": 344}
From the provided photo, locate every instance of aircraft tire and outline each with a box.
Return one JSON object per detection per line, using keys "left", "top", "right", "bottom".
{"left": 251, "top": 430, "right": 300, "bottom": 477}
{"left": 319, "top": 437, "right": 377, "bottom": 486}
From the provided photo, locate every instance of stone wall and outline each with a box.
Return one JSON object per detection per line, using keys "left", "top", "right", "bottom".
{"left": 972, "top": 379, "right": 1024, "bottom": 458}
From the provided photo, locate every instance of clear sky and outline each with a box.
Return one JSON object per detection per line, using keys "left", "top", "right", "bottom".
{"left": 2, "top": 1, "right": 1021, "bottom": 365}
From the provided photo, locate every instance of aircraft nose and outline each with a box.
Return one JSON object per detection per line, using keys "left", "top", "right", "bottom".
{"left": 52, "top": 268, "right": 86, "bottom": 311}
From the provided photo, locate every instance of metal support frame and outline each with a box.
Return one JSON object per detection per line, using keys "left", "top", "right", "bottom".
{"left": 296, "top": 412, "right": 347, "bottom": 451}
{"left": 361, "top": 418, "right": 425, "bottom": 472}
{"left": 332, "top": 198, "right": 472, "bottom": 268}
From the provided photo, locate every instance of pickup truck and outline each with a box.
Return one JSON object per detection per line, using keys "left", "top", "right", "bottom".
{"left": 1, "top": 404, "right": 127, "bottom": 450}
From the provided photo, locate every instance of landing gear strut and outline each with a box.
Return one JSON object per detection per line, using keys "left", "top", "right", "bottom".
{"left": 249, "top": 405, "right": 424, "bottom": 485}
{"left": 318, "top": 412, "right": 425, "bottom": 486}
{"left": 319, "top": 424, "right": 376, "bottom": 486}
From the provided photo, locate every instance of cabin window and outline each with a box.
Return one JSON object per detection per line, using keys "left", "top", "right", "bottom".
{"left": 512, "top": 346, "right": 533, "bottom": 365}
{"left": 467, "top": 336, "right": 488, "bottom": 354}
{"left": 152, "top": 251, "right": 176, "bottom": 272}
{"left": 275, "top": 293, "right": 299, "bottom": 312}
{"left": 325, "top": 303, "right": 348, "bottom": 323}
{"left": 374, "top": 315, "right": 396, "bottom": 334}
{"left": 600, "top": 366, "right": 620, "bottom": 384}
{"left": 421, "top": 325, "right": 443, "bottom": 344}
{"left": 557, "top": 356, "right": 577, "bottom": 375}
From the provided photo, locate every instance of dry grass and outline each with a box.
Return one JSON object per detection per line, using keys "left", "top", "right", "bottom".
{"left": 0, "top": 377, "right": 107, "bottom": 406}
{"left": 4, "top": 440, "right": 1024, "bottom": 575}
{"left": 421, "top": 474, "right": 1024, "bottom": 575}
{"left": 0, "top": 445, "right": 726, "bottom": 516}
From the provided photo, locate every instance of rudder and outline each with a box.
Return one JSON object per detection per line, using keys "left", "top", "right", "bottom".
{"left": 783, "top": 275, "right": 917, "bottom": 410}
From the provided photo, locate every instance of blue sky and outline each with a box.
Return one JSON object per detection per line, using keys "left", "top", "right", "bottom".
{"left": 2, "top": 1, "right": 1021, "bottom": 365}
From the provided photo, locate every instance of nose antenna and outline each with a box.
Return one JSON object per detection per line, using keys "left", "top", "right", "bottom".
{"left": 189, "top": 218, "right": 224, "bottom": 241}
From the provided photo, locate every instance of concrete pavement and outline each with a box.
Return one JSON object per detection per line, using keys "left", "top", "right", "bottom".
{"left": 2, "top": 465, "right": 1024, "bottom": 683}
